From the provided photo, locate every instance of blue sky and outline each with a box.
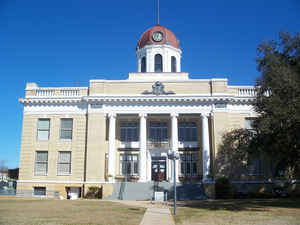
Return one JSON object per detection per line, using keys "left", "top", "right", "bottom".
{"left": 0, "top": 0, "right": 299, "bottom": 169}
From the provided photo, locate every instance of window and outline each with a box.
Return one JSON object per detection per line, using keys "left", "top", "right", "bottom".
{"left": 35, "top": 151, "right": 48, "bottom": 175}
{"left": 245, "top": 117, "right": 255, "bottom": 130}
{"left": 37, "top": 119, "right": 50, "bottom": 141}
{"left": 141, "top": 57, "right": 146, "bottom": 72}
{"left": 149, "top": 122, "right": 168, "bottom": 143}
{"left": 178, "top": 122, "right": 197, "bottom": 142}
{"left": 245, "top": 117, "right": 256, "bottom": 137}
{"left": 34, "top": 187, "right": 46, "bottom": 196}
{"left": 171, "top": 56, "right": 177, "bottom": 72}
{"left": 248, "top": 154, "right": 262, "bottom": 176}
{"left": 155, "top": 54, "right": 163, "bottom": 72}
{"left": 60, "top": 118, "right": 73, "bottom": 140}
{"left": 57, "top": 151, "right": 72, "bottom": 175}
{"left": 180, "top": 153, "right": 198, "bottom": 177}
{"left": 120, "top": 154, "right": 138, "bottom": 176}
{"left": 120, "top": 122, "right": 139, "bottom": 142}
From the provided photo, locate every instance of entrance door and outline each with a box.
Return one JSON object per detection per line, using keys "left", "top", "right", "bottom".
{"left": 151, "top": 158, "right": 166, "bottom": 181}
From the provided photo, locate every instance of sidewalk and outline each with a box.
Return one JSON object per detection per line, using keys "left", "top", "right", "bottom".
{"left": 107, "top": 200, "right": 175, "bottom": 225}
{"left": 140, "top": 206, "right": 175, "bottom": 225}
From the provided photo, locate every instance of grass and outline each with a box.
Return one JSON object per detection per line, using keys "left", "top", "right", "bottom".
{"left": 172, "top": 198, "right": 300, "bottom": 225}
{"left": 0, "top": 198, "right": 146, "bottom": 225}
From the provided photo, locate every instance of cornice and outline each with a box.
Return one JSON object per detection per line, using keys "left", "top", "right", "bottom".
{"left": 83, "top": 95, "right": 255, "bottom": 104}
{"left": 19, "top": 97, "right": 83, "bottom": 104}
{"left": 19, "top": 95, "right": 255, "bottom": 105}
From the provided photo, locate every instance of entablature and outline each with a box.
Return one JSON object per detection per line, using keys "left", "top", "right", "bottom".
{"left": 19, "top": 94, "right": 255, "bottom": 105}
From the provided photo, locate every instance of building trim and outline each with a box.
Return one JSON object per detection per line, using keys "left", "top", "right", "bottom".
{"left": 17, "top": 180, "right": 114, "bottom": 184}
{"left": 26, "top": 87, "right": 89, "bottom": 91}
{"left": 90, "top": 78, "right": 228, "bottom": 83}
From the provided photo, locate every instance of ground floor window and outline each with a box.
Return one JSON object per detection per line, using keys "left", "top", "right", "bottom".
{"left": 180, "top": 153, "right": 199, "bottom": 177}
{"left": 33, "top": 187, "right": 46, "bottom": 196}
{"left": 248, "top": 154, "right": 262, "bottom": 176}
{"left": 119, "top": 154, "right": 139, "bottom": 176}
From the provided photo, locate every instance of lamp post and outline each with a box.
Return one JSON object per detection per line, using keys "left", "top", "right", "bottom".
{"left": 168, "top": 151, "right": 180, "bottom": 215}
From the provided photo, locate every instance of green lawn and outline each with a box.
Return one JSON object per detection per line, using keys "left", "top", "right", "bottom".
{"left": 172, "top": 198, "right": 300, "bottom": 225}
{"left": 0, "top": 198, "right": 145, "bottom": 225}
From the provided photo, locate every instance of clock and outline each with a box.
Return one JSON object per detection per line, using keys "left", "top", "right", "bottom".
{"left": 152, "top": 31, "right": 163, "bottom": 42}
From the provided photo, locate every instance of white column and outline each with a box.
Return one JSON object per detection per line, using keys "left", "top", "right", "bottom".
{"left": 201, "top": 113, "right": 211, "bottom": 181}
{"left": 146, "top": 151, "right": 152, "bottom": 181}
{"left": 171, "top": 113, "right": 179, "bottom": 182}
{"left": 147, "top": 51, "right": 153, "bottom": 72}
{"left": 108, "top": 113, "right": 116, "bottom": 182}
{"left": 137, "top": 58, "right": 141, "bottom": 72}
{"left": 139, "top": 113, "right": 147, "bottom": 182}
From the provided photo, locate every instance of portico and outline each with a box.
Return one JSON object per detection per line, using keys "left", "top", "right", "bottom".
{"left": 107, "top": 111, "right": 211, "bottom": 183}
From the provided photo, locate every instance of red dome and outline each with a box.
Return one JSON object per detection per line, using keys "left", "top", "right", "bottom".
{"left": 137, "top": 24, "right": 180, "bottom": 50}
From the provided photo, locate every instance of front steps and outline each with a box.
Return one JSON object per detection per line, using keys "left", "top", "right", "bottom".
{"left": 103, "top": 181, "right": 208, "bottom": 200}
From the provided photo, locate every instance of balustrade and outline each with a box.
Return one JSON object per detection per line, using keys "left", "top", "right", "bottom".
{"left": 35, "top": 88, "right": 83, "bottom": 97}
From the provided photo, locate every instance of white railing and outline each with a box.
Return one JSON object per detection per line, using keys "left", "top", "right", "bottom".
{"left": 35, "top": 88, "right": 84, "bottom": 97}
{"left": 36, "top": 89, "right": 55, "bottom": 96}
{"left": 238, "top": 88, "right": 256, "bottom": 97}
{"left": 60, "top": 89, "right": 80, "bottom": 96}
{"left": 229, "top": 86, "right": 257, "bottom": 97}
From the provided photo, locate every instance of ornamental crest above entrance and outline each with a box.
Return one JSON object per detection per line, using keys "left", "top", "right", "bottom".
{"left": 142, "top": 81, "right": 175, "bottom": 95}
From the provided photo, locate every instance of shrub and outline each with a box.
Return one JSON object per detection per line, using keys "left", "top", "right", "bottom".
{"left": 206, "top": 174, "right": 214, "bottom": 179}
{"left": 215, "top": 176, "right": 231, "bottom": 199}
{"left": 85, "top": 186, "right": 102, "bottom": 199}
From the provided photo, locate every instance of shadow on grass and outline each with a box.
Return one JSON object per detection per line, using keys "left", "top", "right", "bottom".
{"left": 176, "top": 198, "right": 300, "bottom": 212}
{"left": 128, "top": 207, "right": 142, "bottom": 211}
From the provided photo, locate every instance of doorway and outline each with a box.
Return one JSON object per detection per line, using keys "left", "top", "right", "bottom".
{"left": 151, "top": 157, "right": 166, "bottom": 181}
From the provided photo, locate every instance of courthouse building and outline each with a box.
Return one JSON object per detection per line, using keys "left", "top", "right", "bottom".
{"left": 17, "top": 24, "right": 257, "bottom": 199}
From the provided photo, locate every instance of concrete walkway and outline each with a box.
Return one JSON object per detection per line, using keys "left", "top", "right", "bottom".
{"left": 140, "top": 206, "right": 175, "bottom": 225}
{"left": 107, "top": 200, "right": 175, "bottom": 225}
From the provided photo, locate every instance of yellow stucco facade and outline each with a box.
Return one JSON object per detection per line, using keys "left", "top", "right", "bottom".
{"left": 18, "top": 76, "right": 256, "bottom": 199}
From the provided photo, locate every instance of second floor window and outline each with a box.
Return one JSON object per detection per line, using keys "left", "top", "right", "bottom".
{"left": 245, "top": 117, "right": 255, "bottom": 130}
{"left": 35, "top": 151, "right": 48, "bottom": 175}
{"left": 149, "top": 122, "right": 168, "bottom": 143}
{"left": 60, "top": 118, "right": 73, "bottom": 140}
{"left": 120, "top": 122, "right": 139, "bottom": 142}
{"left": 178, "top": 122, "right": 197, "bottom": 142}
{"left": 57, "top": 151, "right": 72, "bottom": 175}
{"left": 37, "top": 119, "right": 50, "bottom": 141}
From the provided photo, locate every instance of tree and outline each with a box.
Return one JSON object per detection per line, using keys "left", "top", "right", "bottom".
{"left": 215, "top": 129, "right": 253, "bottom": 179}
{"left": 254, "top": 31, "right": 300, "bottom": 178}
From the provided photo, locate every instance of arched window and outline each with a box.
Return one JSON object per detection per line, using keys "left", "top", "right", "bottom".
{"left": 171, "top": 56, "right": 177, "bottom": 72}
{"left": 155, "top": 54, "right": 163, "bottom": 72}
{"left": 141, "top": 57, "right": 146, "bottom": 72}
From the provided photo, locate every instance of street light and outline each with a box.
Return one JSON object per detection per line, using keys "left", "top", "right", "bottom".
{"left": 168, "top": 151, "right": 180, "bottom": 215}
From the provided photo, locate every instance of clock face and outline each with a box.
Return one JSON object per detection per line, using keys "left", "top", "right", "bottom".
{"left": 152, "top": 31, "right": 163, "bottom": 42}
